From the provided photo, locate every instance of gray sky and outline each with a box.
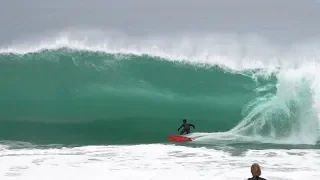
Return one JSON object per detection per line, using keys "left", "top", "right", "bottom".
{"left": 1, "top": 0, "right": 320, "bottom": 45}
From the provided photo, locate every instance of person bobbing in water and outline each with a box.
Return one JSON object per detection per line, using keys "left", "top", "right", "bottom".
{"left": 177, "top": 119, "right": 195, "bottom": 135}
{"left": 247, "top": 163, "right": 266, "bottom": 180}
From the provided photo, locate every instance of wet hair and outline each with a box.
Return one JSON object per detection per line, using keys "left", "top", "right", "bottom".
{"left": 251, "top": 163, "right": 261, "bottom": 177}
{"left": 183, "top": 119, "right": 187, "bottom": 122}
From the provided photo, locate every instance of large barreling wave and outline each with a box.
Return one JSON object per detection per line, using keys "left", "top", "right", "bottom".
{"left": 0, "top": 30, "right": 319, "bottom": 145}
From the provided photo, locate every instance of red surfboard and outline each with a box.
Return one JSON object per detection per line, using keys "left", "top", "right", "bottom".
{"left": 167, "top": 135, "right": 193, "bottom": 142}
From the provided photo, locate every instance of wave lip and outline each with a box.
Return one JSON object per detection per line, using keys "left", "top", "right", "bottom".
{"left": 0, "top": 30, "right": 293, "bottom": 72}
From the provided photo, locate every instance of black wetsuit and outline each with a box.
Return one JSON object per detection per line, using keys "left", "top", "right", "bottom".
{"left": 178, "top": 123, "right": 195, "bottom": 135}
{"left": 248, "top": 177, "right": 266, "bottom": 180}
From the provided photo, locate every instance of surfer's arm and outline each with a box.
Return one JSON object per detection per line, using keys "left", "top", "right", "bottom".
{"left": 177, "top": 125, "right": 183, "bottom": 131}
{"left": 189, "top": 124, "right": 195, "bottom": 129}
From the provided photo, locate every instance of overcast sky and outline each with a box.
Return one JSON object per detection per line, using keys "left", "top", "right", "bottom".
{"left": 1, "top": 0, "right": 320, "bottom": 45}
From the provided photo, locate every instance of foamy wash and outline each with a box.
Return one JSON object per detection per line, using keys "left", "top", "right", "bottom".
{"left": 1, "top": 33, "right": 320, "bottom": 180}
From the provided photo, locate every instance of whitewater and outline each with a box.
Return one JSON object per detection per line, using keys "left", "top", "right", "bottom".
{"left": 1, "top": 31, "right": 320, "bottom": 180}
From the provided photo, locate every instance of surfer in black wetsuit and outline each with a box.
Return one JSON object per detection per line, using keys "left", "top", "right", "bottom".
{"left": 178, "top": 119, "right": 195, "bottom": 135}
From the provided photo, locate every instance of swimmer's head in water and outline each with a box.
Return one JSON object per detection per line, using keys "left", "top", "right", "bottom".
{"left": 251, "top": 163, "right": 261, "bottom": 177}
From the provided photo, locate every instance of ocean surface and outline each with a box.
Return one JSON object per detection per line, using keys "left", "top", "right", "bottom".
{"left": 1, "top": 34, "right": 320, "bottom": 180}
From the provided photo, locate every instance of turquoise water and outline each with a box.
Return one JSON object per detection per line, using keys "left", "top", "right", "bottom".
{"left": 0, "top": 48, "right": 319, "bottom": 147}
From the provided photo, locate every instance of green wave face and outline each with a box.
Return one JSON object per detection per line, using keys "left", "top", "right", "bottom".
{"left": 0, "top": 49, "right": 306, "bottom": 145}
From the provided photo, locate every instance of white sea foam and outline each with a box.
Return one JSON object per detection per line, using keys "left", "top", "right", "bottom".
{"left": 0, "top": 144, "right": 319, "bottom": 180}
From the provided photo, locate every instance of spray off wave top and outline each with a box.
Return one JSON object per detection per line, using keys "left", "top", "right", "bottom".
{"left": 3, "top": 30, "right": 318, "bottom": 71}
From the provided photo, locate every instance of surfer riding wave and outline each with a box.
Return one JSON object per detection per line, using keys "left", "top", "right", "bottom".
{"left": 178, "top": 119, "right": 195, "bottom": 135}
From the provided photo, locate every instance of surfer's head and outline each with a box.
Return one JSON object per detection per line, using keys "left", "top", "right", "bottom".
{"left": 250, "top": 163, "right": 261, "bottom": 177}
{"left": 182, "top": 119, "right": 187, "bottom": 123}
